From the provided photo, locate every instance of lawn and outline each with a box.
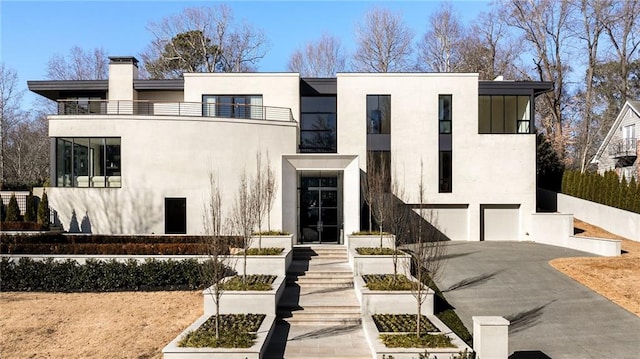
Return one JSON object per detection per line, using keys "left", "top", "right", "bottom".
{"left": 549, "top": 219, "right": 640, "bottom": 316}
{"left": 0, "top": 291, "right": 202, "bottom": 358}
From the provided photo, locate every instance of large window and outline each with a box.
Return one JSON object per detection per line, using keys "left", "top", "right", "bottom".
{"left": 478, "top": 95, "right": 531, "bottom": 134}
{"left": 300, "top": 96, "right": 337, "bottom": 153}
{"left": 367, "top": 95, "right": 391, "bottom": 134}
{"left": 202, "top": 95, "right": 263, "bottom": 119}
{"left": 55, "top": 137, "right": 121, "bottom": 188}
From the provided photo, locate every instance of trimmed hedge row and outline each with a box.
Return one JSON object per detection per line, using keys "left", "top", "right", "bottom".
{"left": 1, "top": 233, "right": 241, "bottom": 245}
{"left": 1, "top": 243, "right": 212, "bottom": 255}
{"left": 562, "top": 170, "right": 640, "bottom": 214}
{"left": 1, "top": 221, "right": 48, "bottom": 231}
{"left": 0, "top": 257, "right": 218, "bottom": 292}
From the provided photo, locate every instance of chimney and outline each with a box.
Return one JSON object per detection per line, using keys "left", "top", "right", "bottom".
{"left": 107, "top": 56, "right": 139, "bottom": 114}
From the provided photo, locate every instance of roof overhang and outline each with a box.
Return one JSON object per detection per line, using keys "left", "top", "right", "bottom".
{"left": 479, "top": 81, "right": 554, "bottom": 96}
{"left": 28, "top": 79, "right": 185, "bottom": 101}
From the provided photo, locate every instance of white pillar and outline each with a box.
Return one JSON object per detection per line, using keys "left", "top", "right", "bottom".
{"left": 473, "top": 316, "right": 510, "bottom": 359}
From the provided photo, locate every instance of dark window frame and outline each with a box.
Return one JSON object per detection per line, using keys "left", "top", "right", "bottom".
{"left": 478, "top": 95, "right": 533, "bottom": 134}
{"left": 54, "top": 137, "right": 121, "bottom": 188}
{"left": 202, "top": 95, "right": 262, "bottom": 120}
{"left": 438, "top": 95, "right": 453, "bottom": 193}
{"left": 300, "top": 96, "right": 337, "bottom": 153}
{"left": 366, "top": 95, "right": 391, "bottom": 135}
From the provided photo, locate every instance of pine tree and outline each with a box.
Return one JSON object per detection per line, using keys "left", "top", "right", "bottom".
{"left": 6, "top": 194, "right": 20, "bottom": 222}
{"left": 37, "top": 191, "right": 50, "bottom": 228}
{"left": 0, "top": 196, "right": 5, "bottom": 222}
{"left": 617, "top": 175, "right": 627, "bottom": 210}
{"left": 24, "top": 191, "right": 37, "bottom": 222}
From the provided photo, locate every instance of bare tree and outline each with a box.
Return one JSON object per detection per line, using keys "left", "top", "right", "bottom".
{"left": 288, "top": 33, "right": 347, "bottom": 77}
{"left": 572, "top": 0, "right": 607, "bottom": 172}
{"left": 230, "top": 170, "right": 257, "bottom": 286}
{"left": 457, "top": 12, "right": 523, "bottom": 80}
{"left": 407, "top": 160, "right": 447, "bottom": 337}
{"left": 0, "top": 64, "right": 26, "bottom": 187}
{"left": 202, "top": 173, "right": 230, "bottom": 340}
{"left": 501, "top": 0, "right": 574, "bottom": 160}
{"left": 141, "top": 5, "right": 269, "bottom": 78}
{"left": 263, "top": 151, "right": 277, "bottom": 232}
{"left": 352, "top": 7, "right": 414, "bottom": 72}
{"left": 363, "top": 151, "right": 391, "bottom": 248}
{"left": 3, "top": 114, "right": 49, "bottom": 186}
{"left": 416, "top": 2, "right": 463, "bottom": 72}
{"left": 386, "top": 165, "right": 409, "bottom": 282}
{"left": 253, "top": 152, "right": 267, "bottom": 249}
{"left": 46, "top": 46, "right": 109, "bottom": 80}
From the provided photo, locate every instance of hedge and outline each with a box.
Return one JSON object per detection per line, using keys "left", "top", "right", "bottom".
{"left": 0, "top": 257, "right": 232, "bottom": 292}
{"left": 0, "top": 233, "right": 241, "bottom": 245}
{"left": 562, "top": 170, "right": 640, "bottom": 214}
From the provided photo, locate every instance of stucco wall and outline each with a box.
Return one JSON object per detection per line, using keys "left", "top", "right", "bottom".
{"left": 48, "top": 116, "right": 297, "bottom": 234}
{"left": 336, "top": 74, "right": 536, "bottom": 241}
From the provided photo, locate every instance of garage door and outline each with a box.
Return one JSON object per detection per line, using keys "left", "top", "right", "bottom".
{"left": 481, "top": 204, "right": 520, "bottom": 241}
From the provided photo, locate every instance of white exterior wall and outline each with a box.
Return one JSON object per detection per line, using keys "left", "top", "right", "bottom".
{"left": 47, "top": 116, "right": 297, "bottom": 234}
{"left": 337, "top": 74, "right": 536, "bottom": 241}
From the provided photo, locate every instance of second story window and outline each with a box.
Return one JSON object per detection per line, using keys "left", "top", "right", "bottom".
{"left": 300, "top": 96, "right": 337, "bottom": 153}
{"left": 479, "top": 95, "right": 531, "bottom": 134}
{"left": 202, "top": 95, "right": 263, "bottom": 119}
{"left": 367, "top": 95, "right": 391, "bottom": 134}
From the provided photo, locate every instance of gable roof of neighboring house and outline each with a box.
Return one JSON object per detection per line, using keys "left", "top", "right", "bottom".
{"left": 591, "top": 100, "right": 640, "bottom": 164}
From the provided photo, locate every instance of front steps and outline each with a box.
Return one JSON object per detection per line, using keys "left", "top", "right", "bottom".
{"left": 264, "top": 245, "right": 372, "bottom": 359}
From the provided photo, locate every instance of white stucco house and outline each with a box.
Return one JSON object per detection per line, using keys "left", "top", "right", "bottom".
{"left": 591, "top": 100, "right": 639, "bottom": 181}
{"left": 28, "top": 56, "right": 552, "bottom": 242}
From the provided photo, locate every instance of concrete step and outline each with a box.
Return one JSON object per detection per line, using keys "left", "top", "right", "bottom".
{"left": 279, "top": 308, "right": 362, "bottom": 325}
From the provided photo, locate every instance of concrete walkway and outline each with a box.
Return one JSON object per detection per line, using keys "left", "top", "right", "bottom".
{"left": 264, "top": 245, "right": 371, "bottom": 359}
{"left": 433, "top": 241, "right": 640, "bottom": 359}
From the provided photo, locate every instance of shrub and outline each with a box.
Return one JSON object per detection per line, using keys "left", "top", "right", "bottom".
{"left": 356, "top": 247, "right": 396, "bottom": 255}
{"left": 379, "top": 333, "right": 454, "bottom": 348}
{"left": 0, "top": 196, "right": 5, "bottom": 222}
{"left": 220, "top": 274, "right": 276, "bottom": 291}
{"left": 37, "top": 191, "right": 49, "bottom": 228}
{"left": 178, "top": 314, "right": 265, "bottom": 348}
{"left": 6, "top": 194, "right": 20, "bottom": 222}
{"left": 373, "top": 314, "right": 438, "bottom": 333}
{"left": 253, "top": 230, "right": 289, "bottom": 235}
{"left": 0, "top": 257, "right": 209, "bottom": 292}
{"left": 24, "top": 191, "right": 36, "bottom": 222}
{"left": 240, "top": 247, "right": 284, "bottom": 255}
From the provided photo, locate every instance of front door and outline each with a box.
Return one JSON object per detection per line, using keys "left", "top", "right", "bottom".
{"left": 300, "top": 175, "right": 339, "bottom": 243}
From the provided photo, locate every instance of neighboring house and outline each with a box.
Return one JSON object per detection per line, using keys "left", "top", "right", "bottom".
{"left": 592, "top": 100, "right": 640, "bottom": 181}
{"left": 27, "top": 56, "right": 552, "bottom": 241}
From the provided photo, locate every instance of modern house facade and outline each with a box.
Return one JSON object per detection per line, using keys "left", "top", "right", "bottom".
{"left": 28, "top": 56, "right": 552, "bottom": 242}
{"left": 592, "top": 100, "right": 639, "bottom": 181}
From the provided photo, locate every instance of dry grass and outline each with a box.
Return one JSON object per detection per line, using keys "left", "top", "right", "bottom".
{"left": 0, "top": 291, "right": 202, "bottom": 358}
{"left": 550, "top": 219, "right": 640, "bottom": 317}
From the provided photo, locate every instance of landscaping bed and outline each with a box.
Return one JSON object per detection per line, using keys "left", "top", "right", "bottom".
{"left": 373, "top": 314, "right": 439, "bottom": 333}
{"left": 363, "top": 274, "right": 420, "bottom": 291}
{"left": 356, "top": 247, "right": 396, "bottom": 255}
{"left": 220, "top": 274, "right": 276, "bottom": 291}
{"left": 178, "top": 314, "right": 265, "bottom": 348}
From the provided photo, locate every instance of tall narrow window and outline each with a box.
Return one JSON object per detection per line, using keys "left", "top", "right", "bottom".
{"left": 439, "top": 95, "right": 452, "bottom": 193}
{"left": 300, "top": 96, "right": 337, "bottom": 153}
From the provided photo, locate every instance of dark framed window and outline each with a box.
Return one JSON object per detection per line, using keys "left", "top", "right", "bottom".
{"left": 439, "top": 95, "right": 452, "bottom": 134}
{"left": 55, "top": 137, "right": 121, "bottom": 188}
{"left": 300, "top": 96, "right": 337, "bottom": 153}
{"left": 439, "top": 151, "right": 452, "bottom": 193}
{"left": 165, "top": 198, "right": 187, "bottom": 234}
{"left": 439, "top": 95, "right": 452, "bottom": 193}
{"left": 367, "top": 95, "right": 391, "bottom": 134}
{"left": 202, "top": 95, "right": 263, "bottom": 119}
{"left": 479, "top": 95, "right": 531, "bottom": 134}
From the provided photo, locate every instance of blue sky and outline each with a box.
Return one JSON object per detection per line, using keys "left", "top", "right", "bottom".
{"left": 1, "top": 0, "right": 492, "bottom": 106}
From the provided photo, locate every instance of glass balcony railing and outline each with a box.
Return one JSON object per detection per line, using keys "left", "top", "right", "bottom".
{"left": 56, "top": 99, "right": 295, "bottom": 122}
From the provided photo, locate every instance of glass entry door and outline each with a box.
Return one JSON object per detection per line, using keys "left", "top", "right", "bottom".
{"left": 300, "top": 175, "right": 339, "bottom": 243}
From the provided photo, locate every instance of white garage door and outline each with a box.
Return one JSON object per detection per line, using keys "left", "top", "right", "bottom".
{"left": 481, "top": 204, "right": 520, "bottom": 241}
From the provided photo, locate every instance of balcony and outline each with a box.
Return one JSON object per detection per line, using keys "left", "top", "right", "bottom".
{"left": 56, "top": 99, "right": 295, "bottom": 122}
{"left": 608, "top": 138, "right": 637, "bottom": 159}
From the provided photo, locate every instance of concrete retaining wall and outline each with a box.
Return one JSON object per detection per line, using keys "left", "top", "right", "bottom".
{"left": 557, "top": 193, "right": 639, "bottom": 241}
{"left": 530, "top": 213, "right": 621, "bottom": 256}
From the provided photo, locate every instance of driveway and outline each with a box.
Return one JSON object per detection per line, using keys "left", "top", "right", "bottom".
{"left": 433, "top": 241, "right": 640, "bottom": 359}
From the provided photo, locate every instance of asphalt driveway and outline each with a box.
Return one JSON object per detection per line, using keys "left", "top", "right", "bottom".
{"left": 433, "top": 241, "right": 640, "bottom": 359}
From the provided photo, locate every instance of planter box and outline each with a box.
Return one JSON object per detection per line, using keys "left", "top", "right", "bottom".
{"left": 354, "top": 275, "right": 433, "bottom": 316}
{"left": 162, "top": 314, "right": 276, "bottom": 359}
{"left": 0, "top": 254, "right": 206, "bottom": 265}
{"left": 361, "top": 314, "right": 471, "bottom": 359}
{"left": 204, "top": 275, "right": 285, "bottom": 316}
{"left": 346, "top": 234, "right": 396, "bottom": 252}
{"left": 250, "top": 234, "right": 294, "bottom": 251}
{"left": 227, "top": 248, "right": 292, "bottom": 277}
{"left": 349, "top": 248, "right": 411, "bottom": 276}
